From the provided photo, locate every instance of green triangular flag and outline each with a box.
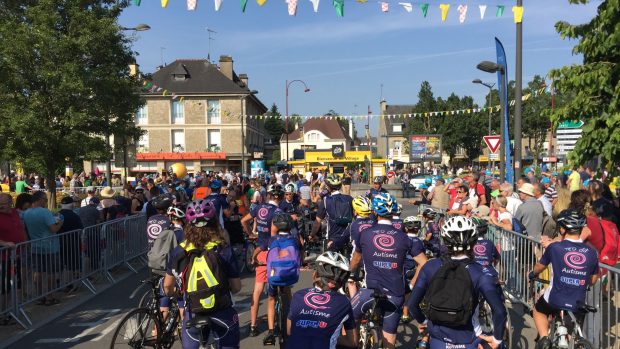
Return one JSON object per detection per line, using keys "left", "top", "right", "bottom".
{"left": 241, "top": 0, "right": 248, "bottom": 12}
{"left": 496, "top": 5, "right": 505, "bottom": 17}
{"left": 420, "top": 3, "right": 429, "bottom": 17}
{"left": 333, "top": 0, "right": 344, "bottom": 17}
{"left": 133, "top": 0, "right": 141, "bottom": 5}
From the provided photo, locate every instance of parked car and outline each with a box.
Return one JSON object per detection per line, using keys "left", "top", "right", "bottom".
{"left": 409, "top": 174, "right": 431, "bottom": 191}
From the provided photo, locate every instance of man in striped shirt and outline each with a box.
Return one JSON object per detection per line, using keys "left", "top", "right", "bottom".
{"left": 541, "top": 177, "right": 558, "bottom": 206}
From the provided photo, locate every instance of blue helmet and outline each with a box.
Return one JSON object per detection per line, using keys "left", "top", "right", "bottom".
{"left": 209, "top": 179, "right": 222, "bottom": 189}
{"left": 392, "top": 203, "right": 402, "bottom": 216}
{"left": 424, "top": 177, "right": 433, "bottom": 185}
{"left": 372, "top": 193, "right": 394, "bottom": 217}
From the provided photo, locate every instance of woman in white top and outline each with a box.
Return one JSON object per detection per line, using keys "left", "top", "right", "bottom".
{"left": 490, "top": 196, "right": 513, "bottom": 231}
{"left": 447, "top": 185, "right": 476, "bottom": 216}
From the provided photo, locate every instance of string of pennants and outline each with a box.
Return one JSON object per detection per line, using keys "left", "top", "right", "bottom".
{"left": 132, "top": 0, "right": 523, "bottom": 22}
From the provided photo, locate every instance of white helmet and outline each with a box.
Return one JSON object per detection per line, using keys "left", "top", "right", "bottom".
{"left": 316, "top": 251, "right": 350, "bottom": 287}
{"left": 403, "top": 215, "right": 422, "bottom": 230}
{"left": 284, "top": 183, "right": 297, "bottom": 193}
{"left": 440, "top": 216, "right": 478, "bottom": 252}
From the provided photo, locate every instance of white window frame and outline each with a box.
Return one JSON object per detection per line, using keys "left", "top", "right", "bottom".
{"left": 171, "top": 100, "right": 185, "bottom": 124}
{"left": 207, "top": 100, "right": 221, "bottom": 124}
{"left": 307, "top": 132, "right": 319, "bottom": 142}
{"left": 208, "top": 129, "right": 221, "bottom": 151}
{"left": 171, "top": 129, "right": 185, "bottom": 152}
{"left": 135, "top": 105, "right": 148, "bottom": 124}
{"left": 393, "top": 140, "right": 402, "bottom": 150}
{"left": 392, "top": 124, "right": 402, "bottom": 133}
{"left": 138, "top": 131, "right": 149, "bottom": 150}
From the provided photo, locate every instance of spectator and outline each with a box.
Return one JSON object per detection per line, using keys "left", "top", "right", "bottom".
{"left": 468, "top": 173, "right": 487, "bottom": 206}
{"left": 0, "top": 193, "right": 27, "bottom": 320}
{"left": 78, "top": 197, "right": 101, "bottom": 228}
{"left": 130, "top": 186, "right": 145, "bottom": 215}
{"left": 23, "top": 191, "right": 63, "bottom": 306}
{"left": 428, "top": 177, "right": 450, "bottom": 210}
{"left": 58, "top": 197, "right": 83, "bottom": 293}
{"left": 499, "top": 183, "right": 522, "bottom": 216}
{"left": 553, "top": 185, "right": 572, "bottom": 219}
{"left": 515, "top": 183, "right": 544, "bottom": 238}
{"left": 541, "top": 177, "right": 558, "bottom": 206}
{"left": 15, "top": 176, "right": 32, "bottom": 194}
{"left": 80, "top": 186, "right": 97, "bottom": 207}
{"left": 567, "top": 166, "right": 582, "bottom": 192}
{"left": 490, "top": 196, "right": 513, "bottom": 231}
{"left": 534, "top": 183, "right": 553, "bottom": 217}
{"left": 447, "top": 185, "right": 475, "bottom": 216}
{"left": 15, "top": 193, "right": 33, "bottom": 226}
{"left": 399, "top": 170, "right": 410, "bottom": 198}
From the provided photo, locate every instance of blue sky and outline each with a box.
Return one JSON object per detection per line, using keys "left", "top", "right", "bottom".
{"left": 120, "top": 0, "right": 600, "bottom": 136}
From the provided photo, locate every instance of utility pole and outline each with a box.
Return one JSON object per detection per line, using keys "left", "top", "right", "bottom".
{"left": 514, "top": 0, "right": 523, "bottom": 181}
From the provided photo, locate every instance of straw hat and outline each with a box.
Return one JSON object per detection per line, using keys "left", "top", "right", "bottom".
{"left": 100, "top": 186, "right": 116, "bottom": 198}
{"left": 519, "top": 183, "right": 536, "bottom": 197}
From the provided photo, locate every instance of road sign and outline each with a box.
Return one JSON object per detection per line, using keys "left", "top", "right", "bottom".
{"left": 558, "top": 120, "right": 584, "bottom": 129}
{"left": 489, "top": 153, "right": 499, "bottom": 160}
{"left": 542, "top": 156, "right": 557, "bottom": 163}
{"left": 387, "top": 170, "right": 395, "bottom": 179}
{"left": 483, "top": 135, "right": 501, "bottom": 153}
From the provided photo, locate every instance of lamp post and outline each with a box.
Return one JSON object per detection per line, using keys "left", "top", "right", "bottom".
{"left": 514, "top": 0, "right": 523, "bottom": 177}
{"left": 473, "top": 79, "right": 496, "bottom": 170}
{"left": 241, "top": 90, "right": 259, "bottom": 175}
{"left": 285, "top": 80, "right": 310, "bottom": 161}
{"left": 477, "top": 61, "right": 506, "bottom": 181}
{"left": 120, "top": 24, "right": 151, "bottom": 31}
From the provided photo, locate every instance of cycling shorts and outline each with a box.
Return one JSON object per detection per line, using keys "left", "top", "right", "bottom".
{"left": 429, "top": 336, "right": 484, "bottom": 349}
{"left": 159, "top": 279, "right": 185, "bottom": 308}
{"left": 181, "top": 307, "right": 240, "bottom": 349}
{"left": 535, "top": 297, "right": 585, "bottom": 327}
{"left": 351, "top": 288, "right": 403, "bottom": 334}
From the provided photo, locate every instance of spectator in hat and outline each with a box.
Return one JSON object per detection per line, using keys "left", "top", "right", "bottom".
{"left": 409, "top": 184, "right": 430, "bottom": 206}
{"left": 80, "top": 186, "right": 97, "bottom": 207}
{"left": 515, "top": 183, "right": 544, "bottom": 238}
{"left": 541, "top": 177, "right": 558, "bottom": 206}
{"left": 427, "top": 177, "right": 449, "bottom": 210}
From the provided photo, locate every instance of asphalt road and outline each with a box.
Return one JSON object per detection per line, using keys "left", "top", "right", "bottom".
{"left": 10, "top": 194, "right": 538, "bottom": 348}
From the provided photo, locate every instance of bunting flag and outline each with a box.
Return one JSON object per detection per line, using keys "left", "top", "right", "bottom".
{"left": 479, "top": 4, "right": 486, "bottom": 19}
{"left": 419, "top": 3, "right": 429, "bottom": 17}
{"left": 356, "top": 0, "right": 368, "bottom": 3}
{"left": 161, "top": 0, "right": 169, "bottom": 8}
{"left": 287, "top": 0, "right": 298, "bottom": 15}
{"left": 241, "top": 0, "right": 248, "bottom": 11}
{"left": 512, "top": 5, "right": 523, "bottom": 23}
{"left": 439, "top": 4, "right": 450, "bottom": 21}
{"left": 496, "top": 5, "right": 505, "bottom": 17}
{"left": 333, "top": 0, "right": 344, "bottom": 17}
{"left": 310, "top": 0, "right": 320, "bottom": 12}
{"left": 188, "top": 0, "right": 197, "bottom": 10}
{"left": 398, "top": 2, "right": 412, "bottom": 12}
{"left": 457, "top": 4, "right": 467, "bottom": 23}
{"left": 381, "top": 2, "right": 389, "bottom": 12}
{"left": 133, "top": 0, "right": 141, "bottom": 6}
{"left": 257, "top": 0, "right": 267, "bottom": 6}
{"left": 215, "top": 0, "right": 223, "bottom": 11}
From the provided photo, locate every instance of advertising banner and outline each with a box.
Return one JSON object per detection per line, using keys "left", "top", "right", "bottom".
{"left": 409, "top": 134, "right": 442, "bottom": 162}
{"left": 250, "top": 160, "right": 265, "bottom": 177}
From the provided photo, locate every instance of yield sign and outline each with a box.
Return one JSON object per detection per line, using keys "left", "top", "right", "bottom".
{"left": 484, "top": 135, "right": 501, "bottom": 153}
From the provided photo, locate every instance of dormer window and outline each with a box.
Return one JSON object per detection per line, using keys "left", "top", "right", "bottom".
{"left": 173, "top": 74, "right": 187, "bottom": 81}
{"left": 171, "top": 64, "right": 190, "bottom": 81}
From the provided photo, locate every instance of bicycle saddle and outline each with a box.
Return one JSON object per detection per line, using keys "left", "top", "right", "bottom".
{"left": 577, "top": 304, "right": 597, "bottom": 313}
{"left": 187, "top": 315, "right": 212, "bottom": 328}
{"left": 142, "top": 276, "right": 162, "bottom": 287}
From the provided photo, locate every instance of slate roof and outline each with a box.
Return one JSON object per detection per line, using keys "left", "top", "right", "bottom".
{"left": 383, "top": 104, "right": 414, "bottom": 136}
{"left": 281, "top": 118, "right": 352, "bottom": 142}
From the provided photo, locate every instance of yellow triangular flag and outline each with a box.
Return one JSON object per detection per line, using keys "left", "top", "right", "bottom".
{"left": 161, "top": 0, "right": 169, "bottom": 7}
{"left": 512, "top": 6, "right": 523, "bottom": 23}
{"left": 257, "top": 0, "right": 267, "bottom": 5}
{"left": 440, "top": 4, "right": 450, "bottom": 22}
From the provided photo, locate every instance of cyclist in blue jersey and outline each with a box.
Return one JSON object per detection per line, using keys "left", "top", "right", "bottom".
{"left": 391, "top": 203, "right": 404, "bottom": 231}
{"left": 312, "top": 174, "right": 353, "bottom": 255}
{"left": 471, "top": 217, "right": 500, "bottom": 276}
{"left": 529, "top": 209, "right": 599, "bottom": 349}
{"left": 401, "top": 215, "right": 428, "bottom": 324}
{"left": 241, "top": 184, "right": 284, "bottom": 337}
{"left": 421, "top": 208, "right": 443, "bottom": 258}
{"left": 205, "top": 179, "right": 231, "bottom": 229}
{"left": 287, "top": 251, "right": 357, "bottom": 349}
{"left": 347, "top": 196, "right": 375, "bottom": 296}
{"left": 365, "top": 176, "right": 388, "bottom": 201}
{"left": 146, "top": 194, "right": 173, "bottom": 244}
{"left": 349, "top": 193, "right": 425, "bottom": 349}
{"left": 407, "top": 216, "right": 507, "bottom": 349}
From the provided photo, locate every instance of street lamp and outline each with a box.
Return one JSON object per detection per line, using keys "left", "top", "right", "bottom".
{"left": 241, "top": 90, "right": 259, "bottom": 175}
{"left": 120, "top": 24, "right": 151, "bottom": 31}
{"left": 285, "top": 80, "right": 310, "bottom": 161}
{"left": 473, "top": 79, "right": 496, "bottom": 170}
{"left": 477, "top": 60, "right": 507, "bottom": 182}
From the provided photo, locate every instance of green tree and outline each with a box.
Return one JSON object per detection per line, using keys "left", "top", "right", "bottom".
{"left": 522, "top": 75, "right": 552, "bottom": 166}
{"left": 264, "top": 103, "right": 284, "bottom": 143}
{"left": 547, "top": 0, "right": 620, "bottom": 173}
{"left": 0, "top": 0, "right": 142, "bottom": 205}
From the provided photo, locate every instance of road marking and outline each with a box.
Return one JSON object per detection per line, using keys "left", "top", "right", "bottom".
{"left": 91, "top": 317, "right": 123, "bottom": 342}
{"left": 35, "top": 309, "right": 122, "bottom": 344}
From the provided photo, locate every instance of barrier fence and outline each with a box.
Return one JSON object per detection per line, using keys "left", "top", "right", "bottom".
{"left": 28, "top": 186, "right": 124, "bottom": 195}
{"left": 487, "top": 224, "right": 620, "bottom": 349}
{"left": 0, "top": 214, "right": 147, "bottom": 329}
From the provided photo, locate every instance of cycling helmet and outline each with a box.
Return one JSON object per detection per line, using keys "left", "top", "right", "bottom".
{"left": 392, "top": 203, "right": 402, "bottom": 216}
{"left": 325, "top": 174, "right": 342, "bottom": 189}
{"left": 424, "top": 177, "right": 433, "bottom": 185}
{"left": 185, "top": 200, "right": 216, "bottom": 227}
{"left": 441, "top": 216, "right": 478, "bottom": 252}
{"left": 267, "top": 184, "right": 284, "bottom": 197}
{"left": 273, "top": 212, "right": 293, "bottom": 232}
{"left": 316, "top": 251, "right": 350, "bottom": 288}
{"left": 372, "top": 193, "right": 394, "bottom": 217}
{"left": 471, "top": 217, "right": 488, "bottom": 235}
{"left": 284, "top": 183, "right": 297, "bottom": 193}
{"left": 556, "top": 209, "right": 586, "bottom": 232}
{"left": 422, "top": 208, "right": 437, "bottom": 219}
{"left": 209, "top": 179, "right": 222, "bottom": 190}
{"left": 373, "top": 176, "right": 383, "bottom": 184}
{"left": 352, "top": 196, "right": 372, "bottom": 217}
{"left": 150, "top": 193, "right": 174, "bottom": 210}
{"left": 167, "top": 205, "right": 185, "bottom": 219}
{"left": 403, "top": 216, "right": 422, "bottom": 231}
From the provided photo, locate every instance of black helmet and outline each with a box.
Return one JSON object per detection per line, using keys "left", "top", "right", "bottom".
{"left": 151, "top": 194, "right": 174, "bottom": 210}
{"left": 471, "top": 217, "right": 488, "bottom": 235}
{"left": 422, "top": 208, "right": 437, "bottom": 219}
{"left": 557, "top": 209, "right": 586, "bottom": 232}
{"left": 267, "top": 184, "right": 284, "bottom": 198}
{"left": 273, "top": 212, "right": 293, "bottom": 232}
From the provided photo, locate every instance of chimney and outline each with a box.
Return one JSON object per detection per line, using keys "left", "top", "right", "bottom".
{"left": 348, "top": 119, "right": 354, "bottom": 139}
{"left": 380, "top": 99, "right": 387, "bottom": 114}
{"left": 219, "top": 55, "right": 234, "bottom": 80}
{"left": 239, "top": 73, "right": 248, "bottom": 87}
{"left": 129, "top": 62, "right": 140, "bottom": 77}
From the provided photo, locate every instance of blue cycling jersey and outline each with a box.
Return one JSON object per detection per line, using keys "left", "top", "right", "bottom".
{"left": 408, "top": 257, "right": 507, "bottom": 344}
{"left": 391, "top": 217, "right": 404, "bottom": 232}
{"left": 540, "top": 238, "right": 599, "bottom": 311}
{"left": 250, "top": 202, "right": 281, "bottom": 250}
{"left": 365, "top": 187, "right": 388, "bottom": 201}
{"left": 354, "top": 221, "right": 422, "bottom": 297}
{"left": 287, "top": 287, "right": 355, "bottom": 349}
{"left": 279, "top": 200, "right": 295, "bottom": 213}
{"left": 473, "top": 238, "right": 500, "bottom": 268}
{"left": 349, "top": 217, "right": 375, "bottom": 254}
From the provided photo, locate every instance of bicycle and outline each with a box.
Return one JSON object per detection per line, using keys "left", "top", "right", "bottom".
{"left": 110, "top": 277, "right": 181, "bottom": 349}
{"left": 231, "top": 232, "right": 256, "bottom": 274}
{"left": 358, "top": 289, "right": 386, "bottom": 349}
{"left": 478, "top": 286, "right": 513, "bottom": 348}
{"left": 270, "top": 285, "right": 290, "bottom": 349}
{"left": 185, "top": 314, "right": 217, "bottom": 349}
{"left": 530, "top": 278, "right": 596, "bottom": 349}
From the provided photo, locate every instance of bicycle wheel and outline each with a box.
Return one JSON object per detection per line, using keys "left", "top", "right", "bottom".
{"left": 278, "top": 294, "right": 290, "bottom": 349}
{"left": 138, "top": 289, "right": 156, "bottom": 310}
{"left": 573, "top": 338, "right": 594, "bottom": 349}
{"left": 110, "top": 308, "right": 160, "bottom": 349}
{"left": 503, "top": 312, "right": 512, "bottom": 349}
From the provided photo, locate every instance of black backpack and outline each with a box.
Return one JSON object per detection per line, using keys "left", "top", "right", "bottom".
{"left": 423, "top": 257, "right": 474, "bottom": 327}
{"left": 325, "top": 195, "right": 353, "bottom": 227}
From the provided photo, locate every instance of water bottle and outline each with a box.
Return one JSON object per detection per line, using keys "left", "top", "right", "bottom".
{"left": 556, "top": 323, "right": 569, "bottom": 348}
{"left": 417, "top": 338, "right": 428, "bottom": 349}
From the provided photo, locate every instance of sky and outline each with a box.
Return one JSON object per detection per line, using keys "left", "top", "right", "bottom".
{"left": 120, "top": 0, "right": 601, "bottom": 137}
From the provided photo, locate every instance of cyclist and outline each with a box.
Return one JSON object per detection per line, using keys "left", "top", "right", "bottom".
{"left": 166, "top": 205, "right": 186, "bottom": 244}
{"left": 263, "top": 212, "right": 301, "bottom": 345}
{"left": 349, "top": 193, "right": 424, "bottom": 349}
{"left": 204, "top": 179, "right": 230, "bottom": 229}
{"left": 287, "top": 251, "right": 358, "bottom": 349}
{"left": 529, "top": 209, "right": 599, "bottom": 349}
{"left": 312, "top": 174, "right": 353, "bottom": 255}
{"left": 146, "top": 194, "right": 174, "bottom": 244}
{"left": 365, "top": 176, "right": 388, "bottom": 201}
{"left": 347, "top": 196, "right": 375, "bottom": 296}
{"left": 401, "top": 215, "right": 428, "bottom": 324}
{"left": 391, "top": 203, "right": 403, "bottom": 230}
{"left": 471, "top": 217, "right": 500, "bottom": 276}
{"left": 421, "top": 208, "right": 442, "bottom": 258}
{"left": 407, "top": 216, "right": 507, "bottom": 349}
{"left": 163, "top": 200, "right": 241, "bottom": 349}
{"left": 241, "top": 184, "right": 283, "bottom": 337}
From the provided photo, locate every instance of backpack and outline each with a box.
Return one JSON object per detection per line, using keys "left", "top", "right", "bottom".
{"left": 483, "top": 183, "right": 493, "bottom": 207}
{"left": 599, "top": 219, "right": 619, "bottom": 266}
{"left": 512, "top": 217, "right": 525, "bottom": 234}
{"left": 147, "top": 229, "right": 178, "bottom": 275}
{"left": 541, "top": 212, "right": 557, "bottom": 238}
{"left": 325, "top": 195, "right": 353, "bottom": 227}
{"left": 180, "top": 242, "right": 232, "bottom": 314}
{"left": 423, "top": 257, "right": 474, "bottom": 326}
{"left": 266, "top": 235, "right": 301, "bottom": 286}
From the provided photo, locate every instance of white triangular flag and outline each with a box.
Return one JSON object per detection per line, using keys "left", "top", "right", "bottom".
{"left": 398, "top": 2, "right": 412, "bottom": 12}
{"left": 215, "top": 0, "right": 223, "bottom": 11}
{"left": 309, "top": 0, "right": 320, "bottom": 12}
{"left": 479, "top": 5, "right": 487, "bottom": 19}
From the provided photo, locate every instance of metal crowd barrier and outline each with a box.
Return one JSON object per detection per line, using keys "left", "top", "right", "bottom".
{"left": 0, "top": 214, "right": 147, "bottom": 329}
{"left": 487, "top": 224, "right": 620, "bottom": 349}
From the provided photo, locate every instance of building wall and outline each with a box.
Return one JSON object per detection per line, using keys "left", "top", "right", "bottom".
{"left": 280, "top": 129, "right": 349, "bottom": 161}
